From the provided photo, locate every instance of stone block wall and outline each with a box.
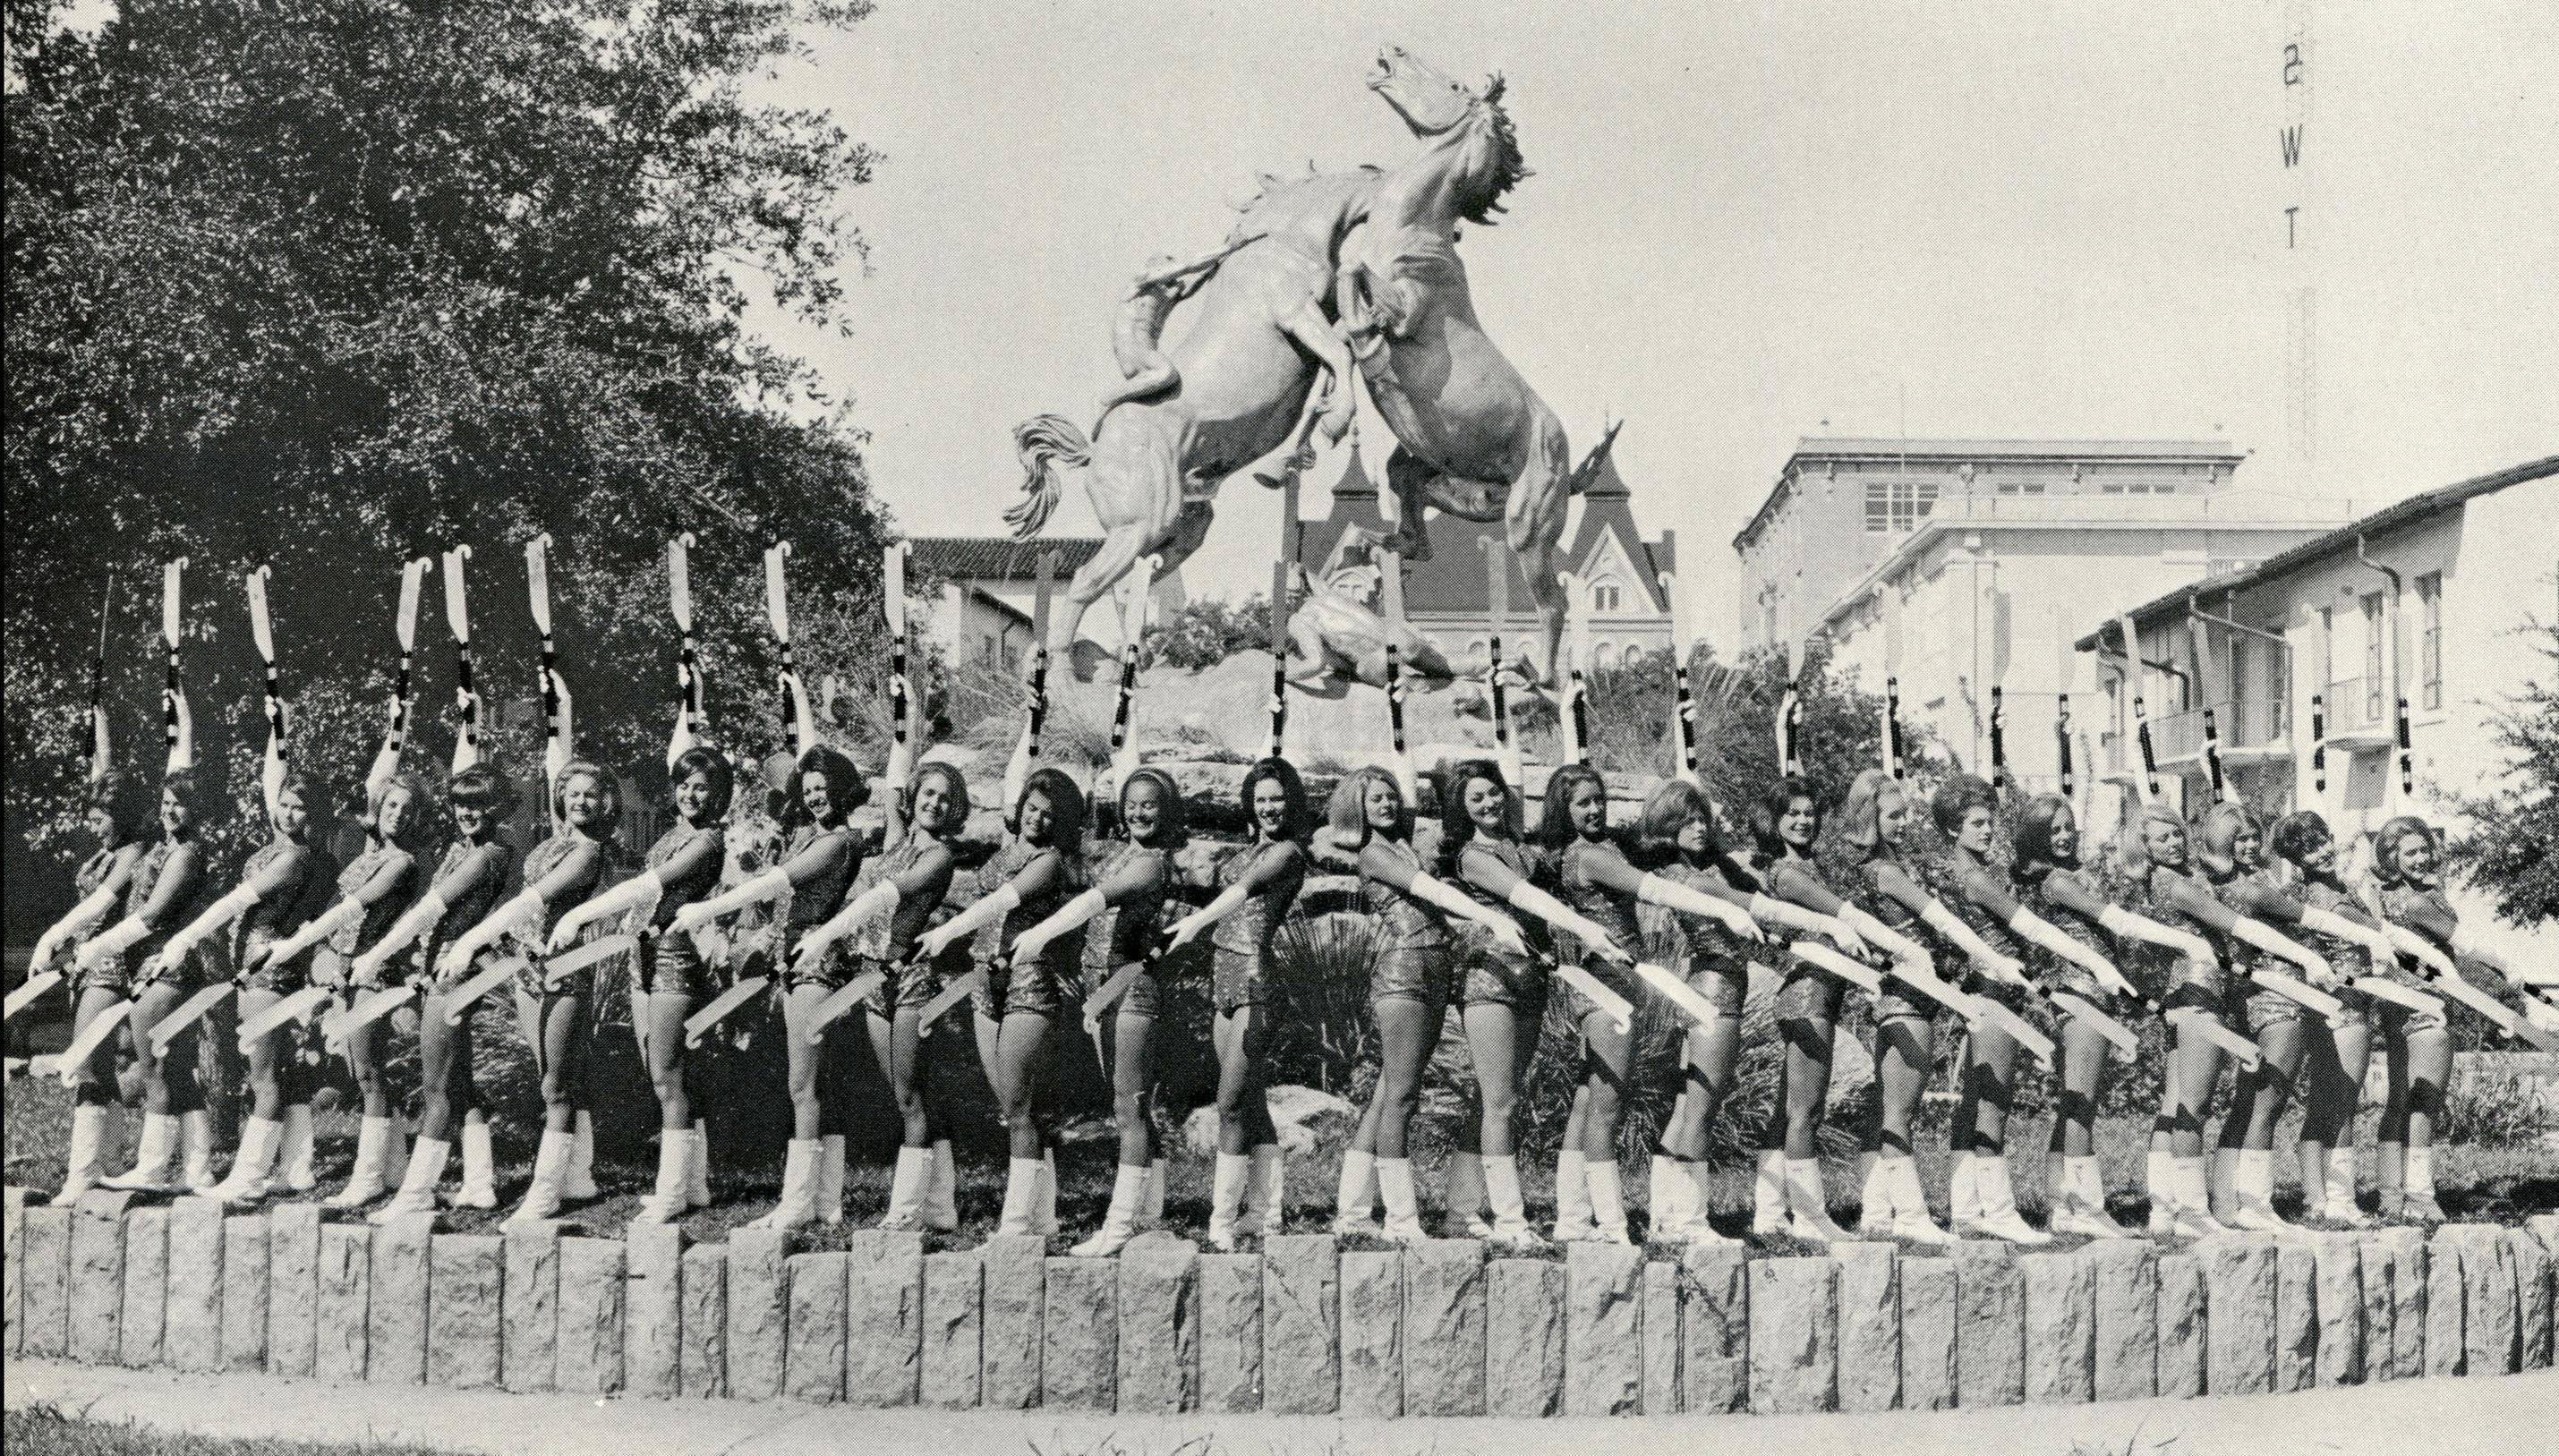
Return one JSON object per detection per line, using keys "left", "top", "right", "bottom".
{"left": 6, "top": 1188, "right": 2555, "bottom": 1418}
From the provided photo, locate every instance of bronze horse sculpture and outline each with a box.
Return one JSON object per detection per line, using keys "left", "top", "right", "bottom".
{"left": 1006, "top": 166, "right": 1374, "bottom": 667}
{"left": 1340, "top": 46, "right": 1618, "bottom": 681}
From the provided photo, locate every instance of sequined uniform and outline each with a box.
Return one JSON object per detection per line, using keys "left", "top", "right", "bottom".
{"left": 848, "top": 830, "right": 948, "bottom": 1012}
{"left": 1449, "top": 837, "right": 1556, "bottom": 1010}
{"left": 2014, "top": 865, "right": 2110, "bottom": 1000}
{"left": 2292, "top": 876, "right": 2378, "bottom": 1030}
{"left": 1557, "top": 838, "right": 1643, "bottom": 1021}
{"left": 509, "top": 834, "right": 611, "bottom": 998}
{"left": 325, "top": 843, "right": 422, "bottom": 986}
{"left": 1085, "top": 841, "right": 1178, "bottom": 1019}
{"left": 235, "top": 839, "right": 338, "bottom": 994}
{"left": 1659, "top": 861, "right": 1750, "bottom": 1016}
{"left": 1938, "top": 858, "right": 2030, "bottom": 1011}
{"left": 2376, "top": 882, "right": 2455, "bottom": 1036}
{"left": 1839, "top": 855, "right": 1935, "bottom": 1026}
{"left": 124, "top": 838, "right": 209, "bottom": 987}
{"left": 2144, "top": 866, "right": 2232, "bottom": 1013}
{"left": 1356, "top": 837, "right": 1454, "bottom": 1007}
{"left": 632, "top": 822, "right": 728, "bottom": 999}
{"left": 2206, "top": 869, "right": 2299, "bottom": 1033}
{"left": 1208, "top": 839, "right": 1306, "bottom": 1014}
{"left": 971, "top": 839, "right": 1088, "bottom": 1019}
{"left": 419, "top": 840, "right": 519, "bottom": 992}
{"left": 67, "top": 847, "right": 137, "bottom": 993}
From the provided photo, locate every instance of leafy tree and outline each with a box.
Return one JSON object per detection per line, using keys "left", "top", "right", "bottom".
{"left": 1147, "top": 592, "right": 1274, "bottom": 672}
{"left": 2443, "top": 617, "right": 2558, "bottom": 927}
{"left": 4, "top": 0, "right": 891, "bottom": 892}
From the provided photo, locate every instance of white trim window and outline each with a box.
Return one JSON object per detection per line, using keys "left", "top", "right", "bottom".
{"left": 1864, "top": 481, "right": 1939, "bottom": 533}
{"left": 2416, "top": 572, "right": 2443, "bottom": 711}
{"left": 1590, "top": 578, "right": 1623, "bottom": 612}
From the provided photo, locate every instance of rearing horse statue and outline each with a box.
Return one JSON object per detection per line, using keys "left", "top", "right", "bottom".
{"left": 1339, "top": 46, "right": 1619, "bottom": 682}
{"left": 1006, "top": 166, "right": 1377, "bottom": 668}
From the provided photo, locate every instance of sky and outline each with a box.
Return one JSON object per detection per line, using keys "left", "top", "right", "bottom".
{"left": 755, "top": 1, "right": 2557, "bottom": 642}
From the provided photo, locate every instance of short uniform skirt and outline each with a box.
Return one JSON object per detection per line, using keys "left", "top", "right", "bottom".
{"left": 974, "top": 956, "right": 1080, "bottom": 1019}
{"left": 1371, "top": 944, "right": 1454, "bottom": 1008}
{"left": 1776, "top": 958, "right": 1844, "bottom": 1023}
{"left": 242, "top": 928, "right": 312, "bottom": 996}
{"left": 70, "top": 938, "right": 132, "bottom": 997}
{"left": 2227, "top": 974, "right": 2305, "bottom": 1035}
{"left": 2162, "top": 954, "right": 2227, "bottom": 1017}
{"left": 1685, "top": 958, "right": 1748, "bottom": 1017}
{"left": 1211, "top": 944, "right": 1268, "bottom": 1015}
{"left": 1871, "top": 979, "right": 1936, "bottom": 1028}
{"left": 635, "top": 930, "right": 718, "bottom": 1000}
{"left": 1557, "top": 956, "right": 1639, "bottom": 1026}
{"left": 1114, "top": 963, "right": 1164, "bottom": 1021}
{"left": 854, "top": 952, "right": 941, "bottom": 1017}
{"left": 1455, "top": 948, "right": 1549, "bottom": 1012}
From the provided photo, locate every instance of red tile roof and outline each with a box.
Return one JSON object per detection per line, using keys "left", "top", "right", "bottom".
{"left": 907, "top": 537, "right": 1104, "bottom": 583}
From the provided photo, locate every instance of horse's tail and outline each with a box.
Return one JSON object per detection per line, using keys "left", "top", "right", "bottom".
{"left": 1007, "top": 413, "right": 1090, "bottom": 538}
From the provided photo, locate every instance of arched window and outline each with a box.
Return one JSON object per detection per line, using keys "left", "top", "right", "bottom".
{"left": 1594, "top": 642, "right": 1619, "bottom": 669}
{"left": 1590, "top": 578, "right": 1623, "bottom": 612}
{"left": 1467, "top": 638, "right": 1487, "bottom": 660}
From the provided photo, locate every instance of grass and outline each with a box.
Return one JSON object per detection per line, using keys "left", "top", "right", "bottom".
{"left": 4, "top": 1403, "right": 465, "bottom": 1456}
{"left": 9, "top": 1058, "right": 2553, "bottom": 1249}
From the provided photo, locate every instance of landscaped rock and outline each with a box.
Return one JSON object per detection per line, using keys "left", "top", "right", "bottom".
{"left": 1336, "top": 1248, "right": 1402, "bottom": 1417}
{"left": 623, "top": 1222, "right": 687, "bottom": 1399}
{"left": 501, "top": 1220, "right": 563, "bottom": 1394}
{"left": 1952, "top": 1240, "right": 2024, "bottom": 1408}
{"left": 2023, "top": 1251, "right": 2094, "bottom": 1405}
{"left": 426, "top": 1232, "right": 502, "bottom": 1390}
{"left": 119, "top": 1205, "right": 171, "bottom": 1369}
{"left": 1181, "top": 1086, "right": 1355, "bottom": 1157}
{"left": 1042, "top": 1257, "right": 1116, "bottom": 1411}
{"left": 2311, "top": 1233, "right": 2363, "bottom": 1387}
{"left": 1899, "top": 1256, "right": 1958, "bottom": 1411}
{"left": 783, "top": 1250, "right": 848, "bottom": 1403}
{"left": 1680, "top": 1242, "right": 1749, "bottom": 1414}
{"left": 2380, "top": 1226, "right": 2427, "bottom": 1379}
{"left": 2359, "top": 1231, "right": 2396, "bottom": 1383}
{"left": 2155, "top": 1253, "right": 2205, "bottom": 1399}
{"left": 725, "top": 1229, "right": 790, "bottom": 1401}
{"left": 556, "top": 1236, "right": 625, "bottom": 1394}
{"left": 1200, "top": 1251, "right": 1263, "bottom": 1413}
{"left": 679, "top": 1242, "right": 727, "bottom": 1398}
{"left": 2508, "top": 1227, "right": 2553, "bottom": 1370}
{"left": 315, "top": 1222, "right": 370, "bottom": 1383}
{"left": 2203, "top": 1236, "right": 2277, "bottom": 1395}
{"left": 921, "top": 1249, "right": 984, "bottom": 1410}
{"left": 69, "top": 1191, "right": 137, "bottom": 1365}
{"left": 1642, "top": 1258, "right": 1681, "bottom": 1416}
{"left": 1747, "top": 1256, "right": 1838, "bottom": 1415}
{"left": 2086, "top": 1239, "right": 2157, "bottom": 1402}
{"left": 4, "top": 1187, "right": 26, "bottom": 1356}
{"left": 1403, "top": 1238, "right": 1485, "bottom": 1417}
{"left": 220, "top": 1213, "right": 269, "bottom": 1372}
{"left": 2273, "top": 1242, "right": 2316, "bottom": 1393}
{"left": 978, "top": 1234, "right": 1044, "bottom": 1409}
{"left": 1263, "top": 1234, "right": 1340, "bottom": 1414}
{"left": 2425, "top": 1229, "right": 2465, "bottom": 1378}
{"left": 1565, "top": 1242, "right": 1642, "bottom": 1417}
{"left": 264, "top": 1202, "right": 320, "bottom": 1379}
{"left": 845, "top": 1230, "right": 925, "bottom": 1407}
{"left": 2454, "top": 1225, "right": 2519, "bottom": 1376}
{"left": 1486, "top": 1257, "right": 1564, "bottom": 1418}
{"left": 167, "top": 1199, "right": 230, "bottom": 1375}
{"left": 1834, "top": 1242, "right": 1899, "bottom": 1413}
{"left": 17, "top": 1204, "right": 69, "bottom": 1359}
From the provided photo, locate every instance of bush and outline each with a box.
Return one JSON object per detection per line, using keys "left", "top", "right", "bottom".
{"left": 1148, "top": 593, "right": 1275, "bottom": 671}
{"left": 2442, "top": 1059, "right": 2559, "bottom": 1147}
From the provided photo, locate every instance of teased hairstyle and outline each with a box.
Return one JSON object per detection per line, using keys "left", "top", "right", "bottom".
{"left": 669, "top": 745, "right": 738, "bottom": 823}
{"left": 1635, "top": 778, "right": 1719, "bottom": 869}
{"left": 1116, "top": 766, "right": 1187, "bottom": 847}
{"left": 160, "top": 768, "right": 202, "bottom": 811}
{"left": 1533, "top": 762, "right": 1608, "bottom": 848}
{"left": 550, "top": 758, "right": 622, "bottom": 835}
{"left": 2371, "top": 815, "right": 2435, "bottom": 886}
{"left": 366, "top": 771, "right": 434, "bottom": 851}
{"left": 1751, "top": 775, "right": 1823, "bottom": 861}
{"left": 1435, "top": 756, "right": 1514, "bottom": 878}
{"left": 1016, "top": 766, "right": 1088, "bottom": 856}
{"left": 447, "top": 763, "right": 520, "bottom": 820}
{"left": 1326, "top": 765, "right": 1413, "bottom": 851}
{"left": 2267, "top": 810, "right": 2333, "bottom": 869}
{"left": 1238, "top": 757, "right": 1310, "bottom": 843}
{"left": 1833, "top": 769, "right": 1905, "bottom": 856}
{"left": 908, "top": 760, "right": 973, "bottom": 837}
{"left": 2193, "top": 800, "right": 2259, "bottom": 872}
{"left": 87, "top": 771, "right": 152, "bottom": 847}
{"left": 1930, "top": 773, "right": 1999, "bottom": 839}
{"left": 2113, "top": 801, "right": 2190, "bottom": 879}
{"left": 2008, "top": 794, "right": 2077, "bottom": 883}
{"left": 274, "top": 767, "right": 330, "bottom": 826}
{"left": 793, "top": 745, "right": 866, "bottom": 825}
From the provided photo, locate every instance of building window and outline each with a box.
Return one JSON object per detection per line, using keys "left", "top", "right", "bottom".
{"left": 1994, "top": 482, "right": 2046, "bottom": 495}
{"left": 2360, "top": 592, "right": 2385, "bottom": 722}
{"left": 1864, "top": 481, "right": 1938, "bottom": 533}
{"left": 2417, "top": 572, "right": 2442, "bottom": 710}
{"left": 1467, "top": 638, "right": 1487, "bottom": 661}
{"left": 1590, "top": 579, "right": 1623, "bottom": 612}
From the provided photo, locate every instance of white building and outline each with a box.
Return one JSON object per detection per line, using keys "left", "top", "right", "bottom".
{"left": 908, "top": 537, "right": 1187, "bottom": 677}
{"left": 2074, "top": 458, "right": 2558, "bottom": 958}
{"left": 1791, "top": 443, "right": 2354, "bottom": 781}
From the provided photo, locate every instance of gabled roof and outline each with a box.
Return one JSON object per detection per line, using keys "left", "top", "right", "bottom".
{"left": 908, "top": 537, "right": 1103, "bottom": 583}
{"left": 2069, "top": 456, "right": 2558, "bottom": 651}
{"left": 1295, "top": 453, "right": 1673, "bottom": 617}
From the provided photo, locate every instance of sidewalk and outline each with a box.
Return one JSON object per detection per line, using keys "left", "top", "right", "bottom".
{"left": 11, "top": 1358, "right": 2558, "bottom": 1456}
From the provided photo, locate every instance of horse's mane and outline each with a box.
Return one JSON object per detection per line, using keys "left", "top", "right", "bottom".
{"left": 1459, "top": 74, "right": 1531, "bottom": 226}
